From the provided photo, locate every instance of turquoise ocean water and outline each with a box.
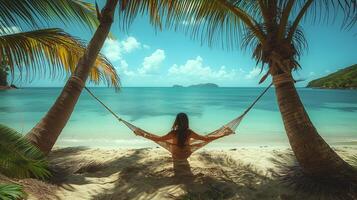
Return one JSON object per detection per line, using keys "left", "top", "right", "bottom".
{"left": 0, "top": 87, "right": 356, "bottom": 149}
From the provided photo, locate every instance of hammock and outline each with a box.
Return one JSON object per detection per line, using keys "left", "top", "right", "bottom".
{"left": 84, "top": 83, "right": 272, "bottom": 154}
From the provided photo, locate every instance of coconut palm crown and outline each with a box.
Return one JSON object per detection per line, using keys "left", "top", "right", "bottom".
{"left": 0, "top": 0, "right": 119, "bottom": 87}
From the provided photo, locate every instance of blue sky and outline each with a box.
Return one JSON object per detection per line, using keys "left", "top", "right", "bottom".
{"left": 14, "top": 5, "right": 357, "bottom": 87}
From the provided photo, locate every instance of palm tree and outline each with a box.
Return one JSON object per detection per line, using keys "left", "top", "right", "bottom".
{"left": 120, "top": 0, "right": 357, "bottom": 179}
{"left": 0, "top": 0, "right": 119, "bottom": 153}
{"left": 24, "top": 0, "right": 169, "bottom": 154}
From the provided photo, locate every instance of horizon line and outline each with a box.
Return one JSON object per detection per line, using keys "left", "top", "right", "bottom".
{"left": 18, "top": 86, "right": 308, "bottom": 88}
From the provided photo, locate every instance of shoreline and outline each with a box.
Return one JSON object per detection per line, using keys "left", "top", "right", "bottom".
{"left": 2, "top": 146, "right": 356, "bottom": 200}
{"left": 52, "top": 143, "right": 357, "bottom": 151}
{"left": 53, "top": 138, "right": 357, "bottom": 150}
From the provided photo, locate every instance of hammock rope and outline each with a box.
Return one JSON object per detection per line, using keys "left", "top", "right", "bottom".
{"left": 84, "top": 83, "right": 273, "bottom": 153}
{"left": 84, "top": 87, "right": 124, "bottom": 122}
{"left": 241, "top": 82, "right": 273, "bottom": 117}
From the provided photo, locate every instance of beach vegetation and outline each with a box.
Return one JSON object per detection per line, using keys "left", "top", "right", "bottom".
{"left": 0, "top": 184, "right": 25, "bottom": 200}
{"left": 307, "top": 64, "right": 357, "bottom": 89}
{"left": 0, "top": 124, "right": 50, "bottom": 179}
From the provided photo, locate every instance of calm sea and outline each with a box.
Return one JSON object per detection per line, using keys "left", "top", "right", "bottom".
{"left": 1, "top": 87, "right": 356, "bottom": 149}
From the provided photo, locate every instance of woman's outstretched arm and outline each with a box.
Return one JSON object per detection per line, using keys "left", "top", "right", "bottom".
{"left": 133, "top": 128, "right": 158, "bottom": 140}
{"left": 190, "top": 130, "right": 211, "bottom": 142}
{"left": 190, "top": 127, "right": 234, "bottom": 142}
{"left": 134, "top": 129, "right": 173, "bottom": 142}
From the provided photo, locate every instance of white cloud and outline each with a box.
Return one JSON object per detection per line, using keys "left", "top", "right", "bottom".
{"left": 238, "top": 68, "right": 246, "bottom": 73}
{"left": 119, "top": 60, "right": 135, "bottom": 76}
{"left": 168, "top": 56, "right": 237, "bottom": 80}
{"left": 103, "top": 39, "right": 122, "bottom": 62}
{"left": 245, "top": 67, "right": 262, "bottom": 79}
{"left": 103, "top": 37, "right": 142, "bottom": 62}
{"left": 102, "top": 37, "right": 166, "bottom": 77}
{"left": 138, "top": 49, "right": 166, "bottom": 74}
{"left": 102, "top": 36, "right": 148, "bottom": 78}
{"left": 121, "top": 36, "right": 141, "bottom": 53}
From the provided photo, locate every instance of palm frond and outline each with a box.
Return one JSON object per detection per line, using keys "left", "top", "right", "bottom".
{"left": 243, "top": 21, "right": 305, "bottom": 80}
{"left": 288, "top": 24, "right": 308, "bottom": 60}
{"left": 287, "top": 0, "right": 357, "bottom": 41}
{"left": 0, "top": 0, "right": 99, "bottom": 33}
{"left": 286, "top": 0, "right": 313, "bottom": 42}
{"left": 0, "top": 124, "right": 50, "bottom": 179}
{"left": 118, "top": 0, "right": 163, "bottom": 31}
{"left": 0, "top": 28, "right": 119, "bottom": 88}
{"left": 0, "top": 184, "right": 26, "bottom": 200}
{"left": 277, "top": 0, "right": 295, "bottom": 40}
{"left": 119, "top": 0, "right": 265, "bottom": 50}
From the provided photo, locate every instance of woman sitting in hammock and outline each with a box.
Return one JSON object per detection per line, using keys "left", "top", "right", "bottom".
{"left": 133, "top": 113, "right": 234, "bottom": 160}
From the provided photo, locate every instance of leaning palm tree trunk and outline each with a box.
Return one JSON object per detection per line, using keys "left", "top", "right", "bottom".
{"left": 26, "top": 0, "right": 119, "bottom": 154}
{"left": 272, "top": 73, "right": 355, "bottom": 179}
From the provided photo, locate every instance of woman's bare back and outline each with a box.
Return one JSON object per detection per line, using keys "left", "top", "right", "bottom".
{"left": 151, "top": 130, "right": 211, "bottom": 160}
{"left": 134, "top": 127, "right": 233, "bottom": 160}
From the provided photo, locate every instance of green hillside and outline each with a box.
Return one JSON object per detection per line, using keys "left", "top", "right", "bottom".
{"left": 307, "top": 64, "right": 357, "bottom": 89}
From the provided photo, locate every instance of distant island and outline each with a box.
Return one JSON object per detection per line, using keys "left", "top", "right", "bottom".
{"left": 173, "top": 83, "right": 219, "bottom": 88}
{"left": 307, "top": 64, "right": 357, "bottom": 89}
{"left": 172, "top": 84, "right": 184, "bottom": 88}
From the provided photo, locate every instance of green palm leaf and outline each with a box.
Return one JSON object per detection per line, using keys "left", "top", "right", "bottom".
{"left": 0, "top": 0, "right": 98, "bottom": 33}
{"left": 0, "top": 28, "right": 119, "bottom": 88}
{"left": 0, "top": 184, "right": 25, "bottom": 200}
{"left": 120, "top": 0, "right": 355, "bottom": 50}
{"left": 0, "top": 124, "right": 50, "bottom": 179}
{"left": 119, "top": 0, "right": 264, "bottom": 50}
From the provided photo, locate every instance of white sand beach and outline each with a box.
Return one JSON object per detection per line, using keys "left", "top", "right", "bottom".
{"left": 1, "top": 145, "right": 356, "bottom": 200}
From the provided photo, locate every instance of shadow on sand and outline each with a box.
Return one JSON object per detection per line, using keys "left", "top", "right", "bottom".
{"left": 45, "top": 147, "right": 297, "bottom": 200}
{"left": 270, "top": 151, "right": 357, "bottom": 200}
{"left": 8, "top": 147, "right": 356, "bottom": 200}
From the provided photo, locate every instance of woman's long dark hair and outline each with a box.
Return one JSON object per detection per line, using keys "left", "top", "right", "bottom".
{"left": 172, "top": 113, "right": 189, "bottom": 147}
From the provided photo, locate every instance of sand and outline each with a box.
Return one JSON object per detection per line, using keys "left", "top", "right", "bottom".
{"left": 1, "top": 146, "right": 356, "bottom": 200}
